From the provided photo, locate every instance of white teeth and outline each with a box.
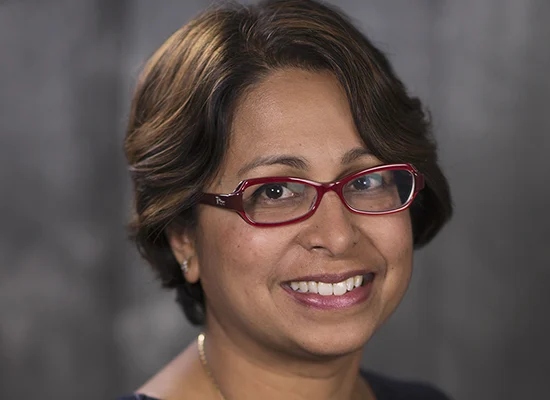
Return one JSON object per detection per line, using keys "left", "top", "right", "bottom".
{"left": 289, "top": 274, "right": 369, "bottom": 295}
{"left": 332, "top": 281, "right": 347, "bottom": 296}
{"left": 317, "top": 282, "right": 333, "bottom": 296}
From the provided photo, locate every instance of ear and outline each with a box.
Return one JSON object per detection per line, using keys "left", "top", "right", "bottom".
{"left": 166, "top": 225, "right": 201, "bottom": 284}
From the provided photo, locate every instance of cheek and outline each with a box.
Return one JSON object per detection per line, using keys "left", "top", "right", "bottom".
{"left": 360, "top": 212, "right": 413, "bottom": 295}
{"left": 195, "top": 210, "right": 295, "bottom": 332}
{"left": 370, "top": 211, "right": 413, "bottom": 267}
{"left": 368, "top": 212, "right": 414, "bottom": 314}
{"left": 196, "top": 209, "right": 289, "bottom": 287}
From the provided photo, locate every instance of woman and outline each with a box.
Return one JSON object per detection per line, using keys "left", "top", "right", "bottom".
{"left": 119, "top": 0, "right": 453, "bottom": 399}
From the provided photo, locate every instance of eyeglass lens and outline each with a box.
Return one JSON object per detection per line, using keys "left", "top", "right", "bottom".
{"left": 241, "top": 169, "right": 414, "bottom": 224}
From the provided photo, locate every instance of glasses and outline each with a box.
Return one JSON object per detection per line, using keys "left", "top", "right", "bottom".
{"left": 200, "top": 163, "right": 424, "bottom": 227}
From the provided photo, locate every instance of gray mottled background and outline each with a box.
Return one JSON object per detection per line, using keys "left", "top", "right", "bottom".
{"left": 1, "top": 1, "right": 549, "bottom": 399}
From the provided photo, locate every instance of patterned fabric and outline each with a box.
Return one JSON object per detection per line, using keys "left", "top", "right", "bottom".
{"left": 116, "top": 370, "right": 451, "bottom": 400}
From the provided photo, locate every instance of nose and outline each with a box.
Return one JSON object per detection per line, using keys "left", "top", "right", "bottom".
{"left": 297, "top": 190, "right": 359, "bottom": 256}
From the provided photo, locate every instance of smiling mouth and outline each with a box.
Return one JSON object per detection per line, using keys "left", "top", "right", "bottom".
{"left": 287, "top": 273, "right": 375, "bottom": 296}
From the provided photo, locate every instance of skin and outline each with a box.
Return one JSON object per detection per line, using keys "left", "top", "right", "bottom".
{"left": 144, "top": 68, "right": 414, "bottom": 400}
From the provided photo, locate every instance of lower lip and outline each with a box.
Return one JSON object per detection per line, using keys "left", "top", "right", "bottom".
{"left": 282, "top": 276, "right": 374, "bottom": 310}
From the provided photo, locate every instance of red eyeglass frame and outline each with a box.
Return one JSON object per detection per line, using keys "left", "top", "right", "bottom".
{"left": 200, "top": 163, "right": 425, "bottom": 227}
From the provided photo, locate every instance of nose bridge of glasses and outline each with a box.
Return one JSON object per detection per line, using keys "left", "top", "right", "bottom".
{"left": 315, "top": 180, "right": 348, "bottom": 208}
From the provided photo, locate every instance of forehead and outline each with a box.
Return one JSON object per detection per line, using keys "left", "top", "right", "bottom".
{"left": 226, "top": 69, "right": 365, "bottom": 171}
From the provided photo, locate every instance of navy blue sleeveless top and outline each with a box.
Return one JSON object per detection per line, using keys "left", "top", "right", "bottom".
{"left": 116, "top": 369, "right": 451, "bottom": 399}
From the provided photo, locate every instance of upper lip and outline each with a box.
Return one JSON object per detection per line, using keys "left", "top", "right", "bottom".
{"left": 284, "top": 269, "right": 374, "bottom": 284}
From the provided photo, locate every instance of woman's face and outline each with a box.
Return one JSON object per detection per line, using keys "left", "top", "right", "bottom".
{"left": 191, "top": 69, "right": 413, "bottom": 358}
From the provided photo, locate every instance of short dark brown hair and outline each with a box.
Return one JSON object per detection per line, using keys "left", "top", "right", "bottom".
{"left": 125, "top": 0, "right": 453, "bottom": 325}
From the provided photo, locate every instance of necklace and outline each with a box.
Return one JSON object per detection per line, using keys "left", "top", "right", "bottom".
{"left": 198, "top": 333, "right": 227, "bottom": 400}
{"left": 198, "top": 333, "right": 368, "bottom": 400}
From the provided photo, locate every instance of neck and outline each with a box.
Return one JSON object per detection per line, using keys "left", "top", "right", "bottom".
{"left": 201, "top": 320, "right": 372, "bottom": 400}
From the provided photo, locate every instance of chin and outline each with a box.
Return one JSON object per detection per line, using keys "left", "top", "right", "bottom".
{"left": 288, "top": 321, "right": 377, "bottom": 360}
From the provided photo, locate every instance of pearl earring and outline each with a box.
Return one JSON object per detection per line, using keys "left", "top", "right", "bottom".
{"left": 181, "top": 259, "right": 189, "bottom": 274}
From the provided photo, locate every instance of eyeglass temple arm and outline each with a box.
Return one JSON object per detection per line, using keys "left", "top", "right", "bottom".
{"left": 200, "top": 193, "right": 244, "bottom": 211}
{"left": 414, "top": 171, "right": 425, "bottom": 191}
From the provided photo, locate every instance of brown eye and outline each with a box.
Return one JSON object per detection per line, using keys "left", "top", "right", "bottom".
{"left": 263, "top": 184, "right": 285, "bottom": 199}
{"left": 250, "top": 183, "right": 288, "bottom": 200}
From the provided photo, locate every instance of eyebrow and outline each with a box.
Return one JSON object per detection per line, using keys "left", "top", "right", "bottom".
{"left": 237, "top": 147, "right": 372, "bottom": 178}
{"left": 341, "top": 147, "right": 372, "bottom": 164}
{"left": 237, "top": 155, "right": 308, "bottom": 178}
